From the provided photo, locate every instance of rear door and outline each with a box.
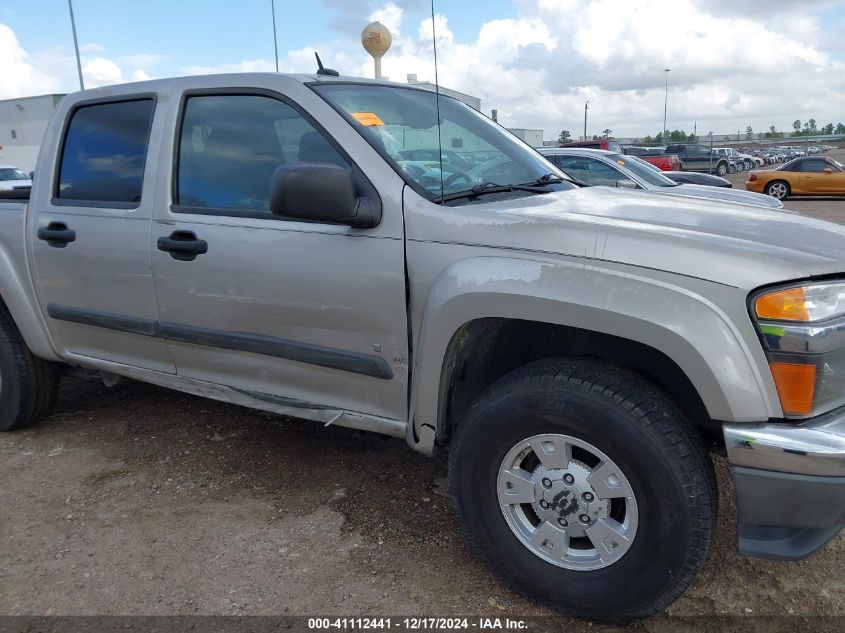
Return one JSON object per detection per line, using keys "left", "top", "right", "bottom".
{"left": 149, "top": 80, "right": 408, "bottom": 421}
{"left": 28, "top": 96, "right": 174, "bottom": 372}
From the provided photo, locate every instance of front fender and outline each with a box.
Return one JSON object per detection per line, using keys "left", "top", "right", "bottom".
{"left": 408, "top": 255, "right": 779, "bottom": 452}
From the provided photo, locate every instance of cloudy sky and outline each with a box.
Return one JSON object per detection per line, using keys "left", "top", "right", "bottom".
{"left": 3, "top": 0, "right": 845, "bottom": 139}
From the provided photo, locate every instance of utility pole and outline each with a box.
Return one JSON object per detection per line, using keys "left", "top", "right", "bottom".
{"left": 663, "top": 68, "right": 670, "bottom": 142}
{"left": 271, "top": 0, "right": 279, "bottom": 72}
{"left": 67, "top": 0, "right": 84, "bottom": 90}
{"left": 584, "top": 101, "right": 589, "bottom": 141}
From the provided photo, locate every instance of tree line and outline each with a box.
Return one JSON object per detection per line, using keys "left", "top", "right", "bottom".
{"left": 557, "top": 120, "right": 845, "bottom": 145}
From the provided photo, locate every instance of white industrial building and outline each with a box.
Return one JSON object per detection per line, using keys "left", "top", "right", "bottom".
{"left": 507, "top": 128, "right": 544, "bottom": 147}
{"left": 0, "top": 94, "right": 66, "bottom": 173}
{"left": 405, "top": 74, "right": 481, "bottom": 111}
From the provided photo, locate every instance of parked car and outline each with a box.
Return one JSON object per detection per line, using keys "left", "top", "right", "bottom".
{"left": 539, "top": 148, "right": 780, "bottom": 208}
{"left": 713, "top": 148, "right": 754, "bottom": 171}
{"left": 3, "top": 72, "right": 845, "bottom": 621}
{"left": 0, "top": 164, "right": 32, "bottom": 192}
{"left": 661, "top": 171, "right": 732, "bottom": 188}
{"left": 664, "top": 144, "right": 731, "bottom": 175}
{"left": 747, "top": 156, "right": 845, "bottom": 200}
{"left": 560, "top": 139, "right": 623, "bottom": 153}
{"left": 621, "top": 146, "right": 682, "bottom": 171}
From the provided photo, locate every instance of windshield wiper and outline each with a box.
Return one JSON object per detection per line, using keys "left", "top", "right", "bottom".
{"left": 434, "top": 181, "right": 551, "bottom": 204}
{"left": 522, "top": 173, "right": 565, "bottom": 187}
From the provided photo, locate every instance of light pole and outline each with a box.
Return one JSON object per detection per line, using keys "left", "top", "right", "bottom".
{"left": 271, "top": 0, "right": 279, "bottom": 72}
{"left": 67, "top": 0, "right": 84, "bottom": 90}
{"left": 584, "top": 101, "right": 589, "bottom": 141}
{"left": 662, "top": 68, "right": 670, "bottom": 142}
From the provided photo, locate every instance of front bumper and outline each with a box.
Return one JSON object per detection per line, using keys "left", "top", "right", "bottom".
{"left": 723, "top": 407, "right": 845, "bottom": 559}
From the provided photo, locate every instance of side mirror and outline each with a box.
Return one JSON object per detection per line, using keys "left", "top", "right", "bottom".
{"left": 824, "top": 167, "right": 833, "bottom": 174}
{"left": 270, "top": 163, "right": 380, "bottom": 228}
{"left": 616, "top": 179, "right": 638, "bottom": 189}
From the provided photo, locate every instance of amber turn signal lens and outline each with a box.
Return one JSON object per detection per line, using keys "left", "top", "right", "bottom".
{"left": 756, "top": 287, "right": 809, "bottom": 321}
{"left": 769, "top": 361, "right": 816, "bottom": 416}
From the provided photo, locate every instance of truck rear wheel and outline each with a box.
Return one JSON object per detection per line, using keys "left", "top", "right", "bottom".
{"left": 0, "top": 305, "right": 59, "bottom": 431}
{"left": 448, "top": 358, "right": 715, "bottom": 620}
{"left": 717, "top": 161, "right": 728, "bottom": 176}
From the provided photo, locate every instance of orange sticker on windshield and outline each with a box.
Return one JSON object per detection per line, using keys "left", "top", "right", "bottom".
{"left": 617, "top": 160, "right": 625, "bottom": 166}
{"left": 351, "top": 112, "right": 385, "bottom": 126}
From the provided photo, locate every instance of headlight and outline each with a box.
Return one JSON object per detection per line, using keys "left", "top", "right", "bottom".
{"left": 753, "top": 282, "right": 845, "bottom": 417}
{"left": 755, "top": 281, "right": 845, "bottom": 322}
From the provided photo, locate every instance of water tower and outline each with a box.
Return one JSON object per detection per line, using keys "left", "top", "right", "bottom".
{"left": 361, "top": 21, "right": 392, "bottom": 80}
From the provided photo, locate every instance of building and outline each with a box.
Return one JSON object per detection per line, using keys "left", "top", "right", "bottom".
{"left": 0, "top": 94, "right": 66, "bottom": 172}
{"left": 507, "top": 128, "right": 544, "bottom": 147}
{"left": 405, "top": 74, "right": 481, "bottom": 111}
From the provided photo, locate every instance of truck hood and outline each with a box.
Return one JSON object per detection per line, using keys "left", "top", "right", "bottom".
{"left": 458, "top": 186, "right": 845, "bottom": 289}
{"left": 668, "top": 183, "right": 782, "bottom": 209}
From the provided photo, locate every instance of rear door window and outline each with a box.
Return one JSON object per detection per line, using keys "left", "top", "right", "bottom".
{"left": 56, "top": 99, "right": 155, "bottom": 205}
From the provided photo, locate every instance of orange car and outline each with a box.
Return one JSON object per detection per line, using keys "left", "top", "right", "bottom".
{"left": 746, "top": 156, "right": 845, "bottom": 200}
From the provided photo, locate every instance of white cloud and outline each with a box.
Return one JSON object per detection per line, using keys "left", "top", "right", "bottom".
{"left": 362, "top": 0, "right": 845, "bottom": 137}
{"left": 0, "top": 22, "right": 59, "bottom": 98}
{"left": 3, "top": 1, "right": 845, "bottom": 140}
{"left": 119, "top": 53, "right": 167, "bottom": 69}
{"left": 82, "top": 57, "right": 125, "bottom": 87}
{"left": 179, "top": 58, "right": 277, "bottom": 75}
{"left": 1, "top": 21, "right": 168, "bottom": 95}
{"left": 369, "top": 2, "right": 404, "bottom": 35}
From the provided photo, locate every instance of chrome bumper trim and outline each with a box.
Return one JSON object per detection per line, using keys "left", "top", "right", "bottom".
{"left": 724, "top": 406, "right": 845, "bottom": 477}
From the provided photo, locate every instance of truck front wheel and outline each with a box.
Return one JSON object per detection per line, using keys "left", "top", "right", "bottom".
{"left": 448, "top": 358, "right": 715, "bottom": 620}
{"left": 0, "top": 305, "right": 59, "bottom": 431}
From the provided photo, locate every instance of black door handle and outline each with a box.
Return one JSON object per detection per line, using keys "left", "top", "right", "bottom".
{"left": 157, "top": 230, "right": 208, "bottom": 261}
{"left": 37, "top": 221, "right": 76, "bottom": 248}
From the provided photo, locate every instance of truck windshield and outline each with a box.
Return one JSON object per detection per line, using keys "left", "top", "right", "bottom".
{"left": 312, "top": 83, "right": 575, "bottom": 202}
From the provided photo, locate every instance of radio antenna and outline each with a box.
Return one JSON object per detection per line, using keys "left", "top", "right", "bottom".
{"left": 430, "top": 0, "right": 445, "bottom": 202}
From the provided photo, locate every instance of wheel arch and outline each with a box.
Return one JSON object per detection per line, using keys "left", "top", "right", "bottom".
{"left": 0, "top": 224, "right": 59, "bottom": 361}
{"left": 408, "top": 256, "right": 778, "bottom": 454}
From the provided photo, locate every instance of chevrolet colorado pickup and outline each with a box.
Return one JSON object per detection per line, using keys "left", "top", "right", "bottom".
{"left": 2, "top": 73, "right": 845, "bottom": 621}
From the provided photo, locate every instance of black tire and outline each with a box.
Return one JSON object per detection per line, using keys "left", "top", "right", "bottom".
{"left": 744, "top": 160, "right": 753, "bottom": 171}
{"left": 448, "top": 358, "right": 715, "bottom": 621}
{"left": 716, "top": 161, "right": 728, "bottom": 176}
{"left": 728, "top": 163, "right": 736, "bottom": 174}
{"left": 0, "top": 304, "right": 59, "bottom": 431}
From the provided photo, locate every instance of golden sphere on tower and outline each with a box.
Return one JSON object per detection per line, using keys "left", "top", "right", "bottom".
{"left": 361, "top": 21, "right": 392, "bottom": 59}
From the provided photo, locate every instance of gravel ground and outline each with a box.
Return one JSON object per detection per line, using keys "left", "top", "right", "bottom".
{"left": 3, "top": 153, "right": 845, "bottom": 627}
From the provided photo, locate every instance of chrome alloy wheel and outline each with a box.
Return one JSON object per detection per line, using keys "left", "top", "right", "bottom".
{"left": 497, "top": 433, "right": 638, "bottom": 571}
{"left": 767, "top": 182, "right": 788, "bottom": 200}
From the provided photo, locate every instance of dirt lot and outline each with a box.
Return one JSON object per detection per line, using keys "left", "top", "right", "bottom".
{"left": 3, "top": 154, "right": 845, "bottom": 627}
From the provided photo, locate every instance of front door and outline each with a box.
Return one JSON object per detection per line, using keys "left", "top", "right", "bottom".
{"left": 150, "top": 85, "right": 409, "bottom": 420}
{"left": 807, "top": 160, "right": 845, "bottom": 194}
{"left": 29, "top": 97, "right": 175, "bottom": 373}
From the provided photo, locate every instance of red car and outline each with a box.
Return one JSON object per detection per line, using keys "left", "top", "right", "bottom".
{"left": 623, "top": 146, "right": 681, "bottom": 171}
{"left": 561, "top": 139, "right": 623, "bottom": 153}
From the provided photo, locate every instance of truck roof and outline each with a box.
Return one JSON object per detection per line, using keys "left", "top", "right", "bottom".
{"left": 58, "top": 72, "right": 436, "bottom": 99}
